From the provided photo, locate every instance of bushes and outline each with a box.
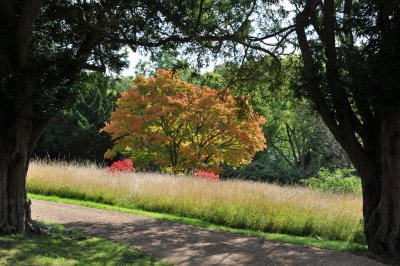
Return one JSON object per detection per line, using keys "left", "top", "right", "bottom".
{"left": 106, "top": 159, "right": 136, "bottom": 173}
{"left": 221, "top": 150, "right": 312, "bottom": 183}
{"left": 194, "top": 170, "right": 219, "bottom": 181}
{"left": 300, "top": 168, "right": 362, "bottom": 195}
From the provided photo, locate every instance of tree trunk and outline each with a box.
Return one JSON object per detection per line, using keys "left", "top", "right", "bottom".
{"left": 361, "top": 112, "right": 400, "bottom": 261}
{"left": 0, "top": 140, "right": 30, "bottom": 233}
{"left": 0, "top": 106, "right": 45, "bottom": 233}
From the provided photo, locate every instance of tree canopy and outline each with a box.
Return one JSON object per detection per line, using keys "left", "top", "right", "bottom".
{"left": 102, "top": 69, "right": 266, "bottom": 173}
{"left": 34, "top": 73, "right": 131, "bottom": 163}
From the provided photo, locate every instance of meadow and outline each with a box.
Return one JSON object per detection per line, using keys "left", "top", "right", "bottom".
{"left": 27, "top": 160, "right": 365, "bottom": 244}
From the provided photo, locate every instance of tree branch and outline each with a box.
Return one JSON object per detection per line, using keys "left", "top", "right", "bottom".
{"left": 46, "top": 4, "right": 281, "bottom": 61}
{"left": 342, "top": 0, "right": 354, "bottom": 45}
{"left": 285, "top": 123, "right": 298, "bottom": 164}
{"left": 0, "top": 0, "right": 16, "bottom": 27}
{"left": 270, "top": 142, "right": 295, "bottom": 167}
{"left": 195, "top": 0, "right": 205, "bottom": 30}
{"left": 16, "top": 0, "right": 47, "bottom": 67}
{"left": 295, "top": 0, "right": 367, "bottom": 170}
{"left": 322, "top": 0, "right": 368, "bottom": 142}
{"left": 248, "top": 25, "right": 296, "bottom": 42}
{"left": 83, "top": 63, "right": 106, "bottom": 72}
{"left": 295, "top": 1, "right": 347, "bottom": 151}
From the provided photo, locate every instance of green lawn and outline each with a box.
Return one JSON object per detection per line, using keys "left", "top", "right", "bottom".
{"left": 0, "top": 223, "right": 167, "bottom": 266}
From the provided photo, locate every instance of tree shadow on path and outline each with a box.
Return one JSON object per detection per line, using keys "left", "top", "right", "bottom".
{"left": 32, "top": 199, "right": 381, "bottom": 266}
{"left": 63, "top": 218, "right": 379, "bottom": 266}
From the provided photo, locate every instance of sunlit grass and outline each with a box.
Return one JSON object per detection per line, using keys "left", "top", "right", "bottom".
{"left": 0, "top": 223, "right": 167, "bottom": 266}
{"left": 29, "top": 194, "right": 367, "bottom": 252}
{"left": 27, "top": 160, "right": 364, "bottom": 244}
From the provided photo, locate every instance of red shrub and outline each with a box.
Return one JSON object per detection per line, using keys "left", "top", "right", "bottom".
{"left": 107, "top": 159, "right": 136, "bottom": 173}
{"left": 194, "top": 170, "right": 219, "bottom": 181}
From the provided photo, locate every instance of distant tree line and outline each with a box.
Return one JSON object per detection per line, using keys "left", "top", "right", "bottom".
{"left": 34, "top": 73, "right": 131, "bottom": 163}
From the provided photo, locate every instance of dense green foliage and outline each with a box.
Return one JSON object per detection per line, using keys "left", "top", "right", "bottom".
{"left": 34, "top": 73, "right": 131, "bottom": 163}
{"left": 300, "top": 168, "right": 362, "bottom": 195}
{"left": 220, "top": 58, "right": 351, "bottom": 182}
{"left": 0, "top": 223, "right": 164, "bottom": 265}
{"left": 222, "top": 100, "right": 351, "bottom": 182}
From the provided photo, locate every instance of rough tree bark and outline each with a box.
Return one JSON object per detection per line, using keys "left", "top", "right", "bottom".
{"left": 363, "top": 112, "right": 400, "bottom": 259}
{"left": 0, "top": 0, "right": 47, "bottom": 233}
{"left": 0, "top": 113, "right": 32, "bottom": 233}
{"left": 0, "top": 151, "right": 27, "bottom": 233}
{"left": 0, "top": 108, "right": 49, "bottom": 233}
{"left": 295, "top": 0, "right": 400, "bottom": 261}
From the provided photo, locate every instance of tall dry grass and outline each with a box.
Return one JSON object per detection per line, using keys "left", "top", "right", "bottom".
{"left": 27, "top": 160, "right": 364, "bottom": 243}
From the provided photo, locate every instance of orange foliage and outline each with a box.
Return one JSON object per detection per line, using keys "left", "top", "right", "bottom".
{"left": 102, "top": 69, "right": 266, "bottom": 173}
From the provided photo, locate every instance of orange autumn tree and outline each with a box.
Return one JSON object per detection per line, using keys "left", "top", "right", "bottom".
{"left": 102, "top": 69, "right": 266, "bottom": 174}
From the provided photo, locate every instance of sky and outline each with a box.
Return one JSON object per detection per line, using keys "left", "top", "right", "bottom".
{"left": 121, "top": 50, "right": 142, "bottom": 76}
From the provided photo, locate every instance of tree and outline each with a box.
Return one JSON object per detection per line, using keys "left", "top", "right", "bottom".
{"left": 34, "top": 73, "right": 131, "bottom": 163}
{"left": 0, "top": 0, "right": 259, "bottom": 233}
{"left": 221, "top": 57, "right": 351, "bottom": 182}
{"left": 291, "top": 1, "right": 400, "bottom": 260}
{"left": 102, "top": 69, "right": 266, "bottom": 174}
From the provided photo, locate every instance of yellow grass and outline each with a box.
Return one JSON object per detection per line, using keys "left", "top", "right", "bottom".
{"left": 27, "top": 160, "right": 364, "bottom": 243}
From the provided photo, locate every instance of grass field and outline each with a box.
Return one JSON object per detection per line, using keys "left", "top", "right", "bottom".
{"left": 0, "top": 223, "right": 166, "bottom": 266}
{"left": 27, "top": 160, "right": 365, "bottom": 244}
{"left": 29, "top": 193, "right": 366, "bottom": 252}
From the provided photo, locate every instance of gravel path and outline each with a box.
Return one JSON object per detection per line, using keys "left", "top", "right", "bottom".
{"left": 32, "top": 199, "right": 382, "bottom": 266}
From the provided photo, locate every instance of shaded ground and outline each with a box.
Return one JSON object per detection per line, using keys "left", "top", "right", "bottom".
{"left": 0, "top": 224, "right": 159, "bottom": 265}
{"left": 32, "top": 199, "right": 382, "bottom": 266}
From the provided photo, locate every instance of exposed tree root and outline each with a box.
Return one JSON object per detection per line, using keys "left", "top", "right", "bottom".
{"left": 24, "top": 198, "right": 49, "bottom": 234}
